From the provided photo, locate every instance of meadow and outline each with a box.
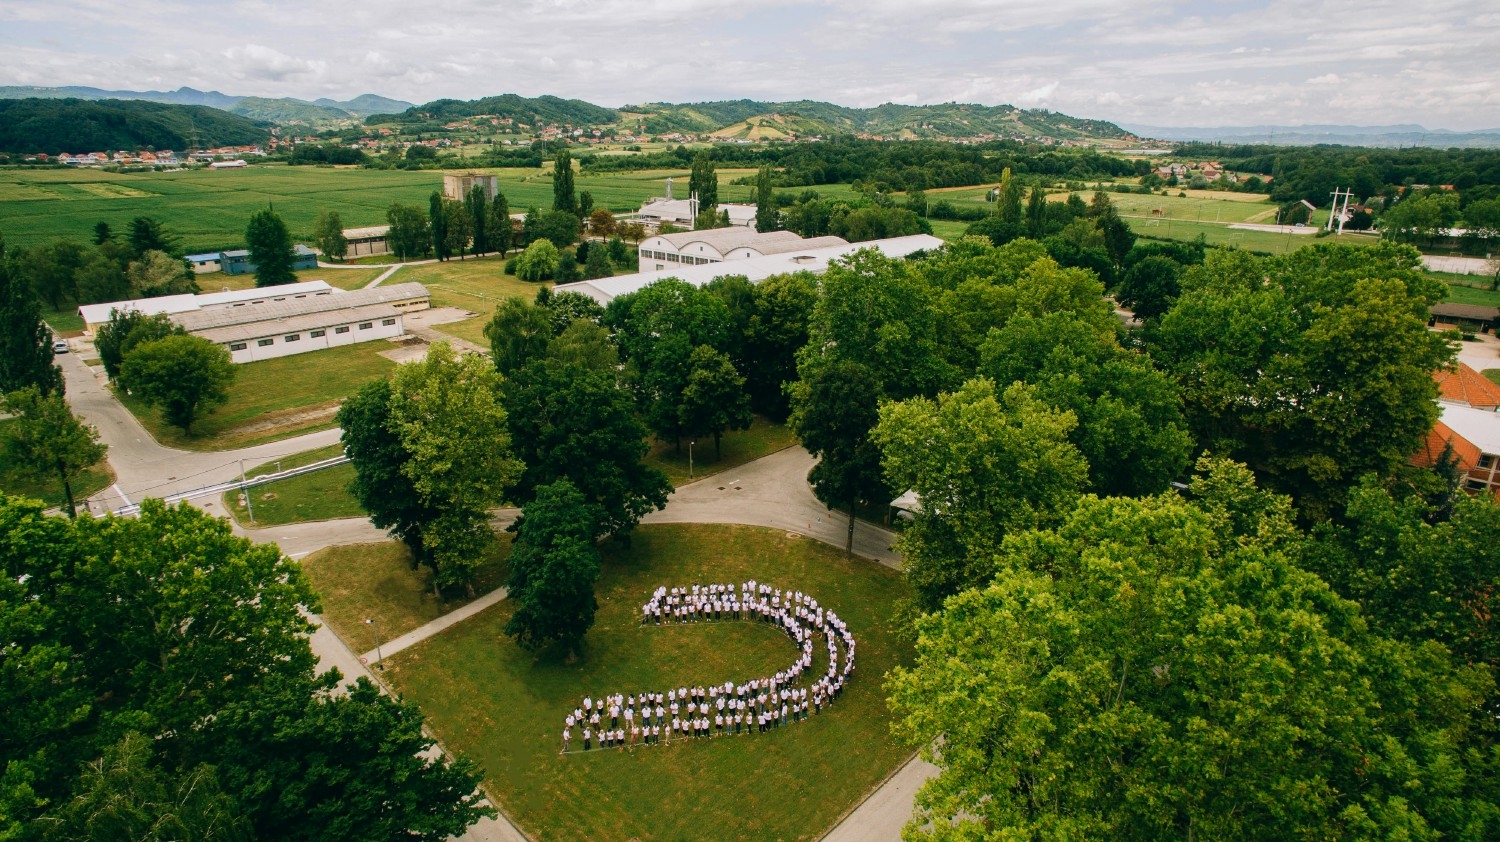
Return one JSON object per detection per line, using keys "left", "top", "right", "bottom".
{"left": 377, "top": 523, "right": 912, "bottom": 842}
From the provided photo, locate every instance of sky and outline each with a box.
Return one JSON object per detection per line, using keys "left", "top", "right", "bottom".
{"left": 2, "top": 0, "right": 1498, "bottom": 131}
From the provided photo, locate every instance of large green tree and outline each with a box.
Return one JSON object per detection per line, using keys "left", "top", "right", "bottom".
{"left": 386, "top": 202, "right": 430, "bottom": 260}
{"left": 1149, "top": 241, "right": 1453, "bottom": 518}
{"left": 503, "top": 479, "right": 601, "bottom": 654}
{"left": 94, "top": 310, "right": 183, "bottom": 381}
{"left": 388, "top": 343, "right": 522, "bottom": 592}
{"left": 744, "top": 271, "right": 817, "bottom": 419}
{"left": 483, "top": 296, "right": 554, "bottom": 377}
{"left": 679, "top": 344, "right": 752, "bottom": 459}
{"left": 464, "top": 184, "right": 489, "bottom": 256}
{"left": 503, "top": 358, "right": 670, "bottom": 539}
{"left": 126, "top": 249, "right": 197, "bottom": 299}
{"left": 688, "top": 151, "right": 718, "bottom": 216}
{"left": 0, "top": 245, "right": 63, "bottom": 397}
{"left": 754, "top": 165, "right": 778, "bottom": 232}
{"left": 126, "top": 216, "right": 177, "bottom": 259}
{"left": 117, "top": 334, "right": 234, "bottom": 435}
{"left": 429, "top": 191, "right": 450, "bottom": 261}
{"left": 244, "top": 208, "right": 296, "bottom": 287}
{"left": 886, "top": 460, "right": 1498, "bottom": 840}
{"left": 1, "top": 386, "right": 106, "bottom": 519}
{"left": 312, "top": 210, "right": 347, "bottom": 263}
{"left": 442, "top": 198, "right": 473, "bottom": 259}
{"left": 338, "top": 378, "right": 441, "bottom": 569}
{"left": 874, "top": 377, "right": 1088, "bottom": 612}
{"left": 487, "top": 191, "right": 512, "bottom": 255}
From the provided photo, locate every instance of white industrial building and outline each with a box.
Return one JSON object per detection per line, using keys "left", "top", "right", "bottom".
{"left": 556, "top": 234, "right": 945, "bottom": 305}
{"left": 78, "top": 281, "right": 337, "bottom": 333}
{"left": 170, "top": 283, "right": 431, "bottom": 363}
{"left": 343, "top": 225, "right": 391, "bottom": 257}
{"left": 638, "top": 229, "right": 850, "bottom": 271}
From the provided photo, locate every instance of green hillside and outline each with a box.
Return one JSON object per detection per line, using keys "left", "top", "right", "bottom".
{"left": 230, "top": 97, "right": 356, "bottom": 124}
{"left": 0, "top": 98, "right": 271, "bottom": 154}
{"left": 370, "top": 94, "right": 618, "bottom": 127}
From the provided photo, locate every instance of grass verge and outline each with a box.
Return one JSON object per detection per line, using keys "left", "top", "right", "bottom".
{"left": 382, "top": 523, "right": 911, "bottom": 842}
{"left": 301, "top": 536, "right": 512, "bottom": 645}
{"left": 223, "top": 443, "right": 362, "bottom": 526}
{"left": 117, "top": 341, "right": 395, "bottom": 450}
{"left": 643, "top": 416, "right": 798, "bottom": 486}
{"left": 398, "top": 257, "right": 543, "bottom": 311}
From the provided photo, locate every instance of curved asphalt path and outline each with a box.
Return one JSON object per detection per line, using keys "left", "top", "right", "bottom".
{"left": 60, "top": 350, "right": 932, "bottom": 841}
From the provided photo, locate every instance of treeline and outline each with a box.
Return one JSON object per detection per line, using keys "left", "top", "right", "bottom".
{"left": 0, "top": 98, "right": 271, "bottom": 154}
{"left": 578, "top": 138, "right": 1142, "bottom": 191}
{"left": 369, "top": 93, "right": 616, "bottom": 127}
{"left": 1175, "top": 141, "right": 1500, "bottom": 205}
{"left": 9, "top": 217, "right": 197, "bottom": 309}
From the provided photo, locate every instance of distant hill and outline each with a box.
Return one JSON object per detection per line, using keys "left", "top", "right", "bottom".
{"left": 0, "top": 86, "right": 414, "bottom": 124}
{"left": 369, "top": 94, "right": 1134, "bottom": 143}
{"left": 368, "top": 93, "right": 618, "bottom": 127}
{"left": 0, "top": 98, "right": 271, "bottom": 154}
{"left": 1120, "top": 122, "right": 1500, "bottom": 149}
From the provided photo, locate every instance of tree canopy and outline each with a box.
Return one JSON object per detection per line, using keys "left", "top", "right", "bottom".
{"left": 244, "top": 208, "right": 296, "bottom": 287}
{"left": 117, "top": 334, "right": 234, "bottom": 435}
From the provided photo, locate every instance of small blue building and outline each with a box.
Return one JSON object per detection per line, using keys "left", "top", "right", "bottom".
{"left": 220, "top": 245, "right": 319, "bottom": 276}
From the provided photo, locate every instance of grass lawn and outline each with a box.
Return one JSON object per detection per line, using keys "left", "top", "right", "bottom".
{"left": 397, "top": 258, "right": 544, "bottom": 312}
{"left": 1486, "top": 370, "right": 1500, "bottom": 387}
{"left": 432, "top": 314, "right": 493, "bottom": 347}
{"left": 0, "top": 419, "right": 114, "bottom": 509}
{"left": 222, "top": 443, "right": 362, "bottom": 526}
{"left": 301, "top": 537, "right": 512, "bottom": 645}
{"left": 644, "top": 416, "right": 798, "bottom": 487}
{"left": 382, "top": 523, "right": 911, "bottom": 842}
{"left": 1432, "top": 270, "right": 1500, "bottom": 307}
{"left": 118, "top": 341, "right": 395, "bottom": 450}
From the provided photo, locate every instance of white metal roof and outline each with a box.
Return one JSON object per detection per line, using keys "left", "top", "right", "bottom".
{"left": 648, "top": 228, "right": 803, "bottom": 252}
{"left": 172, "top": 283, "right": 429, "bottom": 333}
{"left": 557, "top": 234, "right": 945, "bottom": 304}
{"left": 78, "top": 280, "right": 335, "bottom": 326}
{"left": 1439, "top": 403, "right": 1500, "bottom": 456}
{"left": 194, "top": 302, "right": 403, "bottom": 344}
{"left": 343, "top": 225, "right": 391, "bottom": 239}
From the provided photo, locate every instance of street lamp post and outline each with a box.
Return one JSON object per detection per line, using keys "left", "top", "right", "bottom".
{"left": 366, "top": 617, "right": 383, "bottom": 670}
{"left": 239, "top": 458, "right": 255, "bottom": 524}
{"left": 689, "top": 440, "right": 695, "bottom": 480}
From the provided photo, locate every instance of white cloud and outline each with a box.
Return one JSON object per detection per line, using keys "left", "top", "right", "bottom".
{"left": 0, "top": 0, "right": 1495, "bottom": 129}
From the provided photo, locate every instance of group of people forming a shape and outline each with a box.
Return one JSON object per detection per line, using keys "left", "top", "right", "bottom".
{"left": 561, "top": 581, "right": 856, "bottom": 754}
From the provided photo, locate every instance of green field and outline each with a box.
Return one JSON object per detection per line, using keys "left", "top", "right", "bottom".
{"left": 644, "top": 416, "right": 798, "bottom": 486}
{"left": 302, "top": 537, "right": 512, "bottom": 646}
{"left": 118, "top": 341, "right": 395, "bottom": 450}
{"left": 380, "top": 523, "right": 911, "bottom": 842}
{"left": 398, "top": 257, "right": 551, "bottom": 313}
{"left": 223, "top": 443, "right": 361, "bottom": 526}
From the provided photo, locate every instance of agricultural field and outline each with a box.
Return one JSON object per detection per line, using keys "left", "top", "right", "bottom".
{"left": 379, "top": 523, "right": 912, "bottom": 842}
{"left": 117, "top": 341, "right": 396, "bottom": 450}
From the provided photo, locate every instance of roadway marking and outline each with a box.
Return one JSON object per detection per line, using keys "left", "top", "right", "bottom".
{"left": 111, "top": 484, "right": 132, "bottom": 507}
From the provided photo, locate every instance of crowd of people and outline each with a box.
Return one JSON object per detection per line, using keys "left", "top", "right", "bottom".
{"left": 562, "top": 581, "right": 856, "bottom": 754}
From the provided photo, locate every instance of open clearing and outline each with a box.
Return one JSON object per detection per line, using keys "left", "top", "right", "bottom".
{"left": 380, "top": 523, "right": 911, "bottom": 842}
{"left": 223, "top": 443, "right": 361, "bottom": 526}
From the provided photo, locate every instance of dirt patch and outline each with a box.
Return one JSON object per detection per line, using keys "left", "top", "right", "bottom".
{"left": 218, "top": 401, "right": 342, "bottom": 440}
{"left": 379, "top": 343, "right": 429, "bottom": 364}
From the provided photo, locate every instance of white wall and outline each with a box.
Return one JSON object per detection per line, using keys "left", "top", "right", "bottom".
{"left": 223, "top": 314, "right": 404, "bottom": 363}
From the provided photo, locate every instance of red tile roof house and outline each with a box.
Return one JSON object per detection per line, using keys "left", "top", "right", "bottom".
{"left": 1412, "top": 364, "right": 1500, "bottom": 497}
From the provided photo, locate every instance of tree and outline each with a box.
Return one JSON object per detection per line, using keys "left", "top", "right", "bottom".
{"left": 583, "top": 242, "right": 612, "bottom": 279}
{"left": 755, "top": 165, "right": 778, "bottom": 232}
{"left": 618, "top": 221, "right": 647, "bottom": 244}
{"left": 679, "top": 345, "right": 751, "bottom": 459}
{"left": 465, "top": 185, "right": 488, "bottom": 256}
{"left": 386, "top": 202, "right": 430, "bottom": 259}
{"left": 15, "top": 240, "right": 86, "bottom": 309}
{"left": 539, "top": 210, "right": 580, "bottom": 248}
{"left": 540, "top": 289, "right": 605, "bottom": 334}
{"left": 312, "top": 210, "right": 347, "bottom": 262}
{"left": 1024, "top": 186, "right": 1048, "bottom": 237}
{"left": 2, "top": 386, "right": 106, "bottom": 518}
{"left": 483, "top": 296, "right": 553, "bottom": 377}
{"left": 244, "top": 208, "right": 296, "bottom": 287}
{"left": 117, "top": 334, "right": 235, "bottom": 435}
{"left": 74, "top": 251, "right": 130, "bottom": 304}
{"left": 338, "top": 378, "right": 440, "bottom": 568}
{"left": 126, "top": 249, "right": 197, "bottom": 298}
{"left": 744, "top": 271, "right": 817, "bottom": 419}
{"left": 996, "top": 168, "right": 1023, "bottom": 225}
{"left": 95, "top": 310, "right": 183, "bottom": 381}
{"left": 504, "top": 479, "right": 601, "bottom": 654}
{"left": 443, "top": 199, "right": 473, "bottom": 259}
{"left": 552, "top": 149, "right": 576, "bottom": 215}
{"left": 0, "top": 249, "right": 63, "bottom": 396}
{"left": 553, "top": 250, "right": 581, "bottom": 283}
{"left": 487, "top": 191, "right": 512, "bottom": 255}
{"left": 126, "top": 216, "right": 176, "bottom": 258}
{"left": 887, "top": 460, "right": 1497, "bottom": 839}
{"left": 547, "top": 318, "right": 617, "bottom": 372}
{"left": 588, "top": 208, "right": 616, "bottom": 237}
{"left": 521, "top": 206, "right": 542, "bottom": 246}
{"left": 513, "top": 239, "right": 559, "bottom": 282}
{"left": 1149, "top": 242, "right": 1453, "bottom": 518}
{"left": 1115, "top": 253, "right": 1182, "bottom": 321}
{"left": 388, "top": 343, "right": 522, "bottom": 592}
{"left": 789, "top": 358, "right": 885, "bottom": 556}
{"left": 429, "top": 191, "right": 450, "bottom": 261}
{"left": 91, "top": 221, "right": 113, "bottom": 246}
{"left": 577, "top": 190, "right": 594, "bottom": 220}
{"left": 503, "top": 359, "right": 670, "bottom": 539}
{"left": 688, "top": 151, "right": 718, "bottom": 215}
{"left": 874, "top": 378, "right": 1088, "bottom": 612}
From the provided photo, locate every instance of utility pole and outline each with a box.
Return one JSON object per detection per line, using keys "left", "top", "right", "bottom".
{"left": 366, "top": 618, "right": 383, "bottom": 670}
{"left": 239, "top": 458, "right": 255, "bottom": 524}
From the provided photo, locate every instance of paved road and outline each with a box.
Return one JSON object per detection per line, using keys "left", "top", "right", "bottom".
{"left": 822, "top": 755, "right": 939, "bottom": 842}
{"left": 1424, "top": 254, "right": 1495, "bottom": 276}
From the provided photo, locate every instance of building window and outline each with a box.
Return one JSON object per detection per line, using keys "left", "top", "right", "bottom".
{"left": 382, "top": 318, "right": 396, "bottom": 326}
{"left": 310, "top": 329, "right": 325, "bottom": 338}
{"left": 229, "top": 342, "right": 247, "bottom": 351}
{"left": 257, "top": 338, "right": 274, "bottom": 347}
{"left": 1466, "top": 479, "right": 1489, "bottom": 491}
{"left": 1480, "top": 454, "right": 1495, "bottom": 470}
{"left": 273, "top": 297, "right": 286, "bottom": 302}
{"left": 335, "top": 326, "right": 350, "bottom": 334}
{"left": 359, "top": 322, "right": 372, "bottom": 330}
{"left": 285, "top": 334, "right": 300, "bottom": 342}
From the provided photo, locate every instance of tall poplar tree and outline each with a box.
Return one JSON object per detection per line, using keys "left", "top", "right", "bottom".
{"left": 689, "top": 151, "right": 718, "bottom": 215}
{"left": 243, "top": 208, "right": 296, "bottom": 287}
{"left": 0, "top": 241, "right": 63, "bottom": 396}
{"left": 755, "top": 165, "right": 778, "bottom": 232}
{"left": 552, "top": 150, "right": 577, "bottom": 215}
{"left": 429, "top": 191, "right": 449, "bottom": 261}
{"left": 466, "top": 184, "right": 489, "bottom": 256}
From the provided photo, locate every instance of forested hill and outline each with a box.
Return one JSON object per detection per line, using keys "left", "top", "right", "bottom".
{"left": 0, "top": 98, "right": 272, "bottom": 154}
{"left": 367, "top": 94, "right": 1135, "bottom": 143}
